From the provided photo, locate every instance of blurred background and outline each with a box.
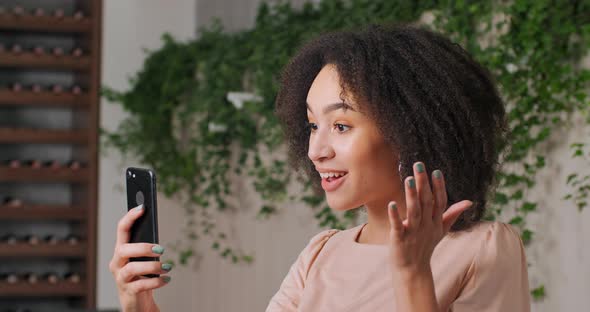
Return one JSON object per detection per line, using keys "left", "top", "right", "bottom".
{"left": 0, "top": 0, "right": 588, "bottom": 311}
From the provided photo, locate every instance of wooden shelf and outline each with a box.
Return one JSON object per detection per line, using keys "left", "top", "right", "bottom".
{"left": 0, "top": 242, "right": 86, "bottom": 258}
{"left": 0, "top": 89, "right": 89, "bottom": 107}
{"left": 0, "top": 51, "right": 91, "bottom": 70}
{"left": 0, "top": 280, "right": 86, "bottom": 297}
{"left": 0, "top": 167, "right": 89, "bottom": 182}
{"left": 0, "top": 15, "right": 92, "bottom": 33}
{"left": 0, "top": 128, "right": 88, "bottom": 144}
{"left": 0, "top": 204, "right": 85, "bottom": 220}
{"left": 0, "top": 1, "right": 101, "bottom": 307}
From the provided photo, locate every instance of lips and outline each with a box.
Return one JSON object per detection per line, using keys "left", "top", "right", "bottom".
{"left": 321, "top": 172, "right": 348, "bottom": 192}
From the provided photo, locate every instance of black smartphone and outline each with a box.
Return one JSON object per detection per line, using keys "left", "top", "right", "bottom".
{"left": 125, "top": 167, "right": 159, "bottom": 273}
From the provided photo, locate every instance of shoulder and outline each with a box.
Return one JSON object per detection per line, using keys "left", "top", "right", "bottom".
{"left": 445, "top": 221, "right": 527, "bottom": 277}
{"left": 302, "top": 228, "right": 341, "bottom": 255}
{"left": 471, "top": 221, "right": 526, "bottom": 269}
{"left": 449, "top": 222, "right": 531, "bottom": 310}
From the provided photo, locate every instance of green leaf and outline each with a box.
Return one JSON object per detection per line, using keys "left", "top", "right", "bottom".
{"left": 531, "top": 285, "right": 546, "bottom": 300}
{"left": 521, "top": 229, "right": 533, "bottom": 245}
{"left": 509, "top": 216, "right": 524, "bottom": 225}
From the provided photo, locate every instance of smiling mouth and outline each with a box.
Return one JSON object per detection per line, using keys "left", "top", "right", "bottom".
{"left": 323, "top": 173, "right": 348, "bottom": 182}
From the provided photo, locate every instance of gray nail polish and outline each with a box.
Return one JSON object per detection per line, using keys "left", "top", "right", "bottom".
{"left": 416, "top": 163, "right": 424, "bottom": 173}
{"left": 162, "top": 276, "right": 171, "bottom": 283}
{"left": 152, "top": 245, "right": 164, "bottom": 254}
{"left": 433, "top": 170, "right": 442, "bottom": 179}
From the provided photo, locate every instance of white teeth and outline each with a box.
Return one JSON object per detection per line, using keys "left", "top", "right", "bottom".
{"left": 319, "top": 172, "right": 347, "bottom": 179}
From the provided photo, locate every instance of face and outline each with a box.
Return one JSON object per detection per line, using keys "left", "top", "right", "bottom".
{"left": 306, "top": 64, "right": 401, "bottom": 211}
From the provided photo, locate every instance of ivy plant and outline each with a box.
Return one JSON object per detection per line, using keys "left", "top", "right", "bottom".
{"left": 102, "top": 0, "right": 590, "bottom": 300}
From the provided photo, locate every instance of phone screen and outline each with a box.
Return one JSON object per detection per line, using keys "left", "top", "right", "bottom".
{"left": 126, "top": 167, "right": 159, "bottom": 263}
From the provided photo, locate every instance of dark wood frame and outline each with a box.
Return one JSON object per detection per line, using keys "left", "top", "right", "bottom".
{"left": 0, "top": 1, "right": 102, "bottom": 308}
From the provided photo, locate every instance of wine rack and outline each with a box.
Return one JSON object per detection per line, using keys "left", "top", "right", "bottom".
{"left": 0, "top": 0, "right": 101, "bottom": 310}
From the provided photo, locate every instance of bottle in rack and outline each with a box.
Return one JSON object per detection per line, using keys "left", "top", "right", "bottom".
{"left": 11, "top": 82, "right": 22, "bottom": 92}
{"left": 64, "top": 272, "right": 81, "bottom": 284}
{"left": 32, "top": 45, "right": 45, "bottom": 56}
{"left": 73, "top": 10, "right": 85, "bottom": 20}
{"left": 67, "top": 160, "right": 84, "bottom": 170}
{"left": 43, "top": 234, "right": 60, "bottom": 245}
{"left": 23, "top": 234, "right": 40, "bottom": 245}
{"left": 3, "top": 196, "right": 24, "bottom": 208}
{"left": 25, "top": 159, "right": 42, "bottom": 169}
{"left": 22, "top": 272, "right": 39, "bottom": 284}
{"left": 71, "top": 85, "right": 82, "bottom": 95}
{"left": 53, "top": 8, "right": 65, "bottom": 19}
{"left": 31, "top": 84, "right": 43, "bottom": 93}
{"left": 4, "top": 159, "right": 21, "bottom": 168}
{"left": 0, "top": 234, "right": 19, "bottom": 245}
{"left": 43, "top": 160, "right": 61, "bottom": 170}
{"left": 11, "top": 44, "right": 22, "bottom": 55}
{"left": 33, "top": 7, "right": 45, "bottom": 17}
{"left": 52, "top": 84, "right": 63, "bottom": 94}
{"left": 64, "top": 234, "right": 80, "bottom": 245}
{"left": 43, "top": 272, "right": 60, "bottom": 284}
{"left": 1, "top": 272, "right": 19, "bottom": 284}
{"left": 12, "top": 6, "right": 25, "bottom": 16}
{"left": 52, "top": 47, "right": 64, "bottom": 57}
{"left": 71, "top": 47, "right": 83, "bottom": 57}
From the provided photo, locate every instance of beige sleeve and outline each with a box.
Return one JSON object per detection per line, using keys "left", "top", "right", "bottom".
{"left": 265, "top": 228, "right": 339, "bottom": 312}
{"left": 452, "top": 222, "right": 531, "bottom": 312}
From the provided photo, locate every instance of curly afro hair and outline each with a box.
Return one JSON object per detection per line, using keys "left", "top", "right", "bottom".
{"left": 274, "top": 24, "right": 509, "bottom": 232}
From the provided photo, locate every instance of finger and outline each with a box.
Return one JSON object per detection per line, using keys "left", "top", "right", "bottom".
{"left": 431, "top": 170, "right": 446, "bottom": 226}
{"left": 442, "top": 200, "right": 473, "bottom": 233}
{"left": 404, "top": 176, "right": 421, "bottom": 229}
{"left": 116, "top": 204, "right": 144, "bottom": 247}
{"left": 387, "top": 201, "right": 404, "bottom": 240}
{"left": 126, "top": 275, "right": 171, "bottom": 294}
{"left": 114, "top": 243, "right": 164, "bottom": 267}
{"left": 118, "top": 261, "right": 172, "bottom": 283}
{"left": 413, "top": 162, "right": 433, "bottom": 224}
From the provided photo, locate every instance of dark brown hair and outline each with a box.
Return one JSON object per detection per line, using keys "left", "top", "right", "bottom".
{"left": 274, "top": 24, "right": 508, "bottom": 231}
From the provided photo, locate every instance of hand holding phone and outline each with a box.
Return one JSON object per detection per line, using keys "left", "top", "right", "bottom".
{"left": 126, "top": 167, "right": 160, "bottom": 265}
{"left": 109, "top": 167, "right": 169, "bottom": 311}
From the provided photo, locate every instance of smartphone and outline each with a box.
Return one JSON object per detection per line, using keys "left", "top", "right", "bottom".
{"left": 125, "top": 167, "right": 159, "bottom": 273}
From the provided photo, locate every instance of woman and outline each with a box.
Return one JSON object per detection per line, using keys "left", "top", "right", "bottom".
{"left": 110, "top": 24, "right": 530, "bottom": 311}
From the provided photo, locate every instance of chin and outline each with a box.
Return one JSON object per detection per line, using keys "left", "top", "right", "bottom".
{"left": 326, "top": 193, "right": 360, "bottom": 212}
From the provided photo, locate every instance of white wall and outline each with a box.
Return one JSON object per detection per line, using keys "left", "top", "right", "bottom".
{"left": 98, "top": 0, "right": 590, "bottom": 311}
{"left": 98, "top": 0, "right": 196, "bottom": 309}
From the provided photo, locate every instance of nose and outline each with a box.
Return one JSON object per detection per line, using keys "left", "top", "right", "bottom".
{"left": 307, "top": 130, "right": 335, "bottom": 162}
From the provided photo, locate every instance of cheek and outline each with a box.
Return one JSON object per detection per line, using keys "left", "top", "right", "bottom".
{"left": 340, "top": 133, "right": 397, "bottom": 187}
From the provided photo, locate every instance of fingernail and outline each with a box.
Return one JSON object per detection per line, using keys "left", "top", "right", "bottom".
{"left": 134, "top": 204, "right": 144, "bottom": 211}
{"left": 408, "top": 178, "right": 415, "bottom": 188}
{"left": 161, "top": 263, "right": 172, "bottom": 271}
{"left": 162, "top": 276, "right": 171, "bottom": 283}
{"left": 416, "top": 163, "right": 424, "bottom": 173}
{"left": 389, "top": 202, "right": 397, "bottom": 211}
{"left": 152, "top": 245, "right": 165, "bottom": 254}
{"left": 433, "top": 170, "right": 442, "bottom": 179}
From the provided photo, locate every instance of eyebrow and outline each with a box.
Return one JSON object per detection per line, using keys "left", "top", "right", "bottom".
{"left": 306, "top": 102, "right": 356, "bottom": 114}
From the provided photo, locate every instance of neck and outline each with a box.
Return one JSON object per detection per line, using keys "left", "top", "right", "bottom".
{"left": 359, "top": 196, "right": 407, "bottom": 245}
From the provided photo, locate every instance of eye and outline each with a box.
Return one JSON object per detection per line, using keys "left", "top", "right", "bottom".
{"left": 334, "top": 123, "right": 351, "bottom": 133}
{"left": 307, "top": 122, "right": 318, "bottom": 132}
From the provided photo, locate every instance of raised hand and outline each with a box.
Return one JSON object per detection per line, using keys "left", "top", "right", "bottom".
{"left": 387, "top": 162, "right": 472, "bottom": 311}
{"left": 387, "top": 161, "right": 472, "bottom": 271}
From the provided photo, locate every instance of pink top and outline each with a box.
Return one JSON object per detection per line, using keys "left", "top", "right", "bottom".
{"left": 266, "top": 221, "right": 530, "bottom": 312}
